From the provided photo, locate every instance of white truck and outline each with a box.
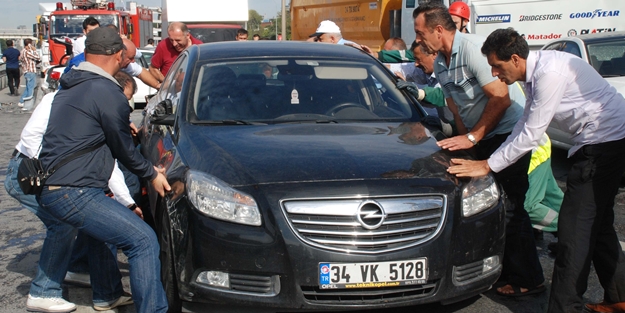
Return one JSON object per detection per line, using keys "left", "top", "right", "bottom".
{"left": 161, "top": 0, "right": 248, "bottom": 43}
{"left": 398, "top": 0, "right": 625, "bottom": 49}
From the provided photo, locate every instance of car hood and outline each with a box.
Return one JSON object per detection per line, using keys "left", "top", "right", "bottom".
{"left": 179, "top": 122, "right": 461, "bottom": 186}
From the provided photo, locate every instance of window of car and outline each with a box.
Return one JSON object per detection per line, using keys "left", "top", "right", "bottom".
{"left": 151, "top": 54, "right": 188, "bottom": 113}
{"left": 543, "top": 42, "right": 565, "bottom": 51}
{"left": 188, "top": 58, "right": 420, "bottom": 123}
{"left": 586, "top": 40, "right": 625, "bottom": 77}
{"left": 561, "top": 42, "right": 582, "bottom": 58}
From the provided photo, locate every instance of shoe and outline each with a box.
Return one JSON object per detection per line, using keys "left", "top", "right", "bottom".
{"left": 63, "top": 271, "right": 91, "bottom": 287}
{"left": 26, "top": 295, "right": 76, "bottom": 312}
{"left": 17, "top": 102, "right": 24, "bottom": 108}
{"left": 93, "top": 292, "right": 133, "bottom": 311}
{"left": 586, "top": 301, "right": 625, "bottom": 312}
{"left": 495, "top": 284, "right": 546, "bottom": 297}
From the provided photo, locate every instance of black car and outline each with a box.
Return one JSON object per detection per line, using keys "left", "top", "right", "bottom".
{"left": 139, "top": 41, "right": 506, "bottom": 312}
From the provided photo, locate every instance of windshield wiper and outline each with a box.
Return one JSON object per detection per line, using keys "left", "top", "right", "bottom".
{"left": 315, "top": 119, "right": 338, "bottom": 123}
{"left": 194, "top": 120, "right": 266, "bottom": 125}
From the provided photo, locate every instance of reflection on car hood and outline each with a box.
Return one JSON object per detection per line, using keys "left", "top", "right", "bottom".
{"left": 180, "top": 122, "right": 461, "bottom": 186}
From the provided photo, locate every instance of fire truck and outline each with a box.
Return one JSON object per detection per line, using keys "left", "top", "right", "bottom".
{"left": 40, "top": 0, "right": 152, "bottom": 66}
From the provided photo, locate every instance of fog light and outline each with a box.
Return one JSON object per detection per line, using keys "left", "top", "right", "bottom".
{"left": 483, "top": 256, "right": 500, "bottom": 273}
{"left": 196, "top": 271, "right": 230, "bottom": 288}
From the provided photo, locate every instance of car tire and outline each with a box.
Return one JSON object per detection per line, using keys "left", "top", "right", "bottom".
{"left": 157, "top": 201, "right": 183, "bottom": 313}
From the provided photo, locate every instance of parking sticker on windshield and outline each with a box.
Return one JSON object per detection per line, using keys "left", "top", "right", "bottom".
{"left": 291, "top": 89, "right": 300, "bottom": 104}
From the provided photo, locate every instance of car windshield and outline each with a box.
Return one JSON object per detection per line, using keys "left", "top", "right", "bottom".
{"left": 189, "top": 58, "right": 418, "bottom": 123}
{"left": 141, "top": 51, "right": 153, "bottom": 66}
{"left": 50, "top": 14, "right": 118, "bottom": 37}
{"left": 587, "top": 40, "right": 625, "bottom": 77}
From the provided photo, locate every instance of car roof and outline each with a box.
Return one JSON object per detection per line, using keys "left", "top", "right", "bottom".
{"left": 574, "top": 31, "right": 625, "bottom": 44}
{"left": 190, "top": 41, "right": 375, "bottom": 62}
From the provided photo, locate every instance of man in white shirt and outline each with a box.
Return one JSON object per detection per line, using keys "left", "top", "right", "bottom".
{"left": 73, "top": 17, "right": 100, "bottom": 55}
{"left": 447, "top": 28, "right": 625, "bottom": 313}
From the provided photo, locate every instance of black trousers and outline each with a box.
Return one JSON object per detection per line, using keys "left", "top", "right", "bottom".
{"left": 477, "top": 133, "right": 545, "bottom": 288}
{"left": 6, "top": 68, "right": 20, "bottom": 95}
{"left": 548, "top": 137, "right": 625, "bottom": 313}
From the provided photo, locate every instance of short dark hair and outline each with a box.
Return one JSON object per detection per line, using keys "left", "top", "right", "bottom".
{"left": 147, "top": 38, "right": 154, "bottom": 44}
{"left": 114, "top": 71, "right": 137, "bottom": 95}
{"left": 6, "top": 39, "right": 13, "bottom": 47}
{"left": 83, "top": 16, "right": 100, "bottom": 30}
{"left": 253, "top": 34, "right": 260, "bottom": 39}
{"left": 237, "top": 28, "right": 248, "bottom": 36}
{"left": 413, "top": 3, "right": 456, "bottom": 32}
{"left": 481, "top": 28, "right": 529, "bottom": 61}
{"left": 24, "top": 38, "right": 33, "bottom": 46}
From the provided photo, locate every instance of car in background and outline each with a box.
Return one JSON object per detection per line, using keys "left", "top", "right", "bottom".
{"left": 541, "top": 31, "right": 625, "bottom": 150}
{"left": 139, "top": 41, "right": 506, "bottom": 312}
{"left": 133, "top": 49, "right": 157, "bottom": 109}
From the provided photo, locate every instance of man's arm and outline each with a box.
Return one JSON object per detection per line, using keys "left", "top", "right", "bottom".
{"left": 437, "top": 81, "right": 510, "bottom": 151}
{"left": 149, "top": 64, "right": 165, "bottom": 83}
{"left": 138, "top": 68, "right": 161, "bottom": 89}
{"left": 2, "top": 56, "right": 6, "bottom": 63}
{"left": 421, "top": 87, "right": 446, "bottom": 107}
{"left": 378, "top": 49, "right": 415, "bottom": 63}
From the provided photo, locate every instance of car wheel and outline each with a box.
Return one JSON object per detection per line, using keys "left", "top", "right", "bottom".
{"left": 157, "top": 201, "right": 183, "bottom": 313}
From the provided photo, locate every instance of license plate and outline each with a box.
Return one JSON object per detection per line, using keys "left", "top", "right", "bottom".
{"left": 319, "top": 258, "right": 428, "bottom": 289}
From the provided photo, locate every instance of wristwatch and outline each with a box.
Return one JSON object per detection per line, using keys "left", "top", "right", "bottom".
{"left": 127, "top": 203, "right": 138, "bottom": 211}
{"left": 466, "top": 133, "right": 477, "bottom": 145}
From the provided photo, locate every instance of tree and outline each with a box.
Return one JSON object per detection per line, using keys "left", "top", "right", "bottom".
{"left": 248, "top": 9, "right": 263, "bottom": 33}
{"left": 261, "top": 8, "right": 291, "bottom": 40}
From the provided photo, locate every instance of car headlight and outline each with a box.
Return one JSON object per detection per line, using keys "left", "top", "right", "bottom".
{"left": 186, "top": 170, "right": 261, "bottom": 226}
{"left": 462, "top": 175, "right": 500, "bottom": 217}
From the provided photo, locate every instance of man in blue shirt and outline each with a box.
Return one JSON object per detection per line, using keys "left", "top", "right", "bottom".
{"left": 2, "top": 40, "right": 21, "bottom": 96}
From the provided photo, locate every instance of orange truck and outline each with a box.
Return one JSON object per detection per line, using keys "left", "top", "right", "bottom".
{"left": 42, "top": 0, "right": 152, "bottom": 66}
{"left": 291, "top": 0, "right": 402, "bottom": 50}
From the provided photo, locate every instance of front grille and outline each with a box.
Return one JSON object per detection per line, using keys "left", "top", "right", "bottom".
{"left": 300, "top": 281, "right": 437, "bottom": 303}
{"left": 230, "top": 273, "right": 281, "bottom": 296}
{"left": 282, "top": 196, "right": 446, "bottom": 254}
{"left": 453, "top": 260, "right": 484, "bottom": 285}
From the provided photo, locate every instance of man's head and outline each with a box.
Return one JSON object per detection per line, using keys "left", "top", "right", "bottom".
{"left": 253, "top": 34, "right": 260, "bottom": 41}
{"left": 383, "top": 37, "right": 407, "bottom": 51}
{"left": 168, "top": 22, "right": 192, "bottom": 52}
{"left": 147, "top": 38, "right": 154, "bottom": 45}
{"left": 310, "top": 20, "right": 343, "bottom": 44}
{"left": 448, "top": 2, "right": 470, "bottom": 33}
{"left": 412, "top": 43, "right": 437, "bottom": 75}
{"left": 6, "top": 40, "right": 13, "bottom": 47}
{"left": 413, "top": 3, "right": 456, "bottom": 53}
{"left": 121, "top": 38, "right": 137, "bottom": 69}
{"left": 85, "top": 27, "right": 125, "bottom": 75}
{"left": 82, "top": 17, "right": 100, "bottom": 34}
{"left": 114, "top": 71, "right": 137, "bottom": 100}
{"left": 24, "top": 38, "right": 33, "bottom": 47}
{"left": 481, "top": 28, "right": 529, "bottom": 85}
{"left": 236, "top": 28, "right": 248, "bottom": 41}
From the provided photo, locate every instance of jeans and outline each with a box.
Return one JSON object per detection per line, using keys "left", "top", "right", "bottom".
{"left": 548, "top": 137, "right": 625, "bottom": 313}
{"left": 5, "top": 154, "right": 124, "bottom": 303}
{"left": 20, "top": 71, "right": 37, "bottom": 106}
{"left": 37, "top": 186, "right": 168, "bottom": 313}
{"left": 6, "top": 67, "right": 20, "bottom": 95}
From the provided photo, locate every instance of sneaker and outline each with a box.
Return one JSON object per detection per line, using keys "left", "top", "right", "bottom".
{"left": 26, "top": 295, "right": 76, "bottom": 313}
{"left": 63, "top": 271, "right": 91, "bottom": 287}
{"left": 93, "top": 293, "right": 133, "bottom": 311}
{"left": 17, "top": 102, "right": 24, "bottom": 108}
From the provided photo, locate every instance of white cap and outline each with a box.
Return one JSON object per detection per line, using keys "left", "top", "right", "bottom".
{"left": 309, "top": 20, "right": 341, "bottom": 37}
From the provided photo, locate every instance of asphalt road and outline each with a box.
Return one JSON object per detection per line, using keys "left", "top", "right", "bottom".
{"left": 0, "top": 85, "right": 623, "bottom": 313}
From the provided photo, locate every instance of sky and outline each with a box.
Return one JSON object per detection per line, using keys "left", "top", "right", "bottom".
{"left": 0, "top": 0, "right": 285, "bottom": 29}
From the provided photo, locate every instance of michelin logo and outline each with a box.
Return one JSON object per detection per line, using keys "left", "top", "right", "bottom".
{"left": 570, "top": 9, "right": 620, "bottom": 19}
{"left": 476, "top": 14, "right": 511, "bottom": 24}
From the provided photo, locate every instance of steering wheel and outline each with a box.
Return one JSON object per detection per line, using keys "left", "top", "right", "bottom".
{"left": 324, "top": 102, "right": 366, "bottom": 116}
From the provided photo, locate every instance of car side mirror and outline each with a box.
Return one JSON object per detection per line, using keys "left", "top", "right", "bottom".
{"left": 150, "top": 99, "right": 175, "bottom": 126}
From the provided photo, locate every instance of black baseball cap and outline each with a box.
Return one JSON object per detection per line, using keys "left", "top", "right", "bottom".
{"left": 85, "top": 27, "right": 124, "bottom": 55}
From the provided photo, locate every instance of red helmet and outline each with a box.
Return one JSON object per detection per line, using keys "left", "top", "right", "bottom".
{"left": 449, "top": 1, "right": 470, "bottom": 20}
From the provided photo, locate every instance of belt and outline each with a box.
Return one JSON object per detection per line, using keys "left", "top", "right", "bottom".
{"left": 12, "top": 149, "right": 28, "bottom": 159}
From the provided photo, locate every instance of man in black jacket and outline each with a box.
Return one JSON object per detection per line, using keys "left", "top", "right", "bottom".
{"left": 36, "top": 27, "right": 170, "bottom": 313}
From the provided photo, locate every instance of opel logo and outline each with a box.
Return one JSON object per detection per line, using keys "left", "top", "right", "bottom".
{"left": 357, "top": 200, "right": 385, "bottom": 230}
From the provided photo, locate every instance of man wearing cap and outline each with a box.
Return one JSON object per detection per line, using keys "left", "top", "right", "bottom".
{"left": 37, "top": 27, "right": 170, "bottom": 313}
{"left": 150, "top": 22, "right": 202, "bottom": 82}
{"left": 308, "top": 20, "right": 356, "bottom": 45}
